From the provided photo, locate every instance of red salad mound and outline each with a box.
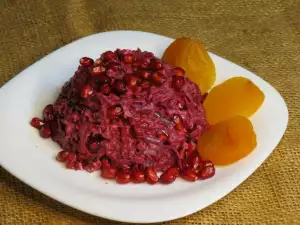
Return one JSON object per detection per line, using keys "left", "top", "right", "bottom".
{"left": 30, "top": 49, "right": 215, "bottom": 184}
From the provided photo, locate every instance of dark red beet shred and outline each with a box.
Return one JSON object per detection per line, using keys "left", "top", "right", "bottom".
{"left": 31, "top": 49, "right": 214, "bottom": 184}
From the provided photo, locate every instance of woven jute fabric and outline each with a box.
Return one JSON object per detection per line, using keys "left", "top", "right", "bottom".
{"left": 1, "top": 0, "right": 299, "bottom": 224}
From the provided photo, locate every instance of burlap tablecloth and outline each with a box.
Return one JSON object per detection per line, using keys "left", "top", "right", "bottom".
{"left": 1, "top": 0, "right": 299, "bottom": 224}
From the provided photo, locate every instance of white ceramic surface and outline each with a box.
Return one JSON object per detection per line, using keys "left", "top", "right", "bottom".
{"left": 0, "top": 31, "right": 288, "bottom": 223}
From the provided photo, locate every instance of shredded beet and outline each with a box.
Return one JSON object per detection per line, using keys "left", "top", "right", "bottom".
{"left": 31, "top": 49, "right": 213, "bottom": 183}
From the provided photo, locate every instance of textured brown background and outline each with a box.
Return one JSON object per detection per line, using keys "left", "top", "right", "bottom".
{"left": 1, "top": 0, "right": 300, "bottom": 224}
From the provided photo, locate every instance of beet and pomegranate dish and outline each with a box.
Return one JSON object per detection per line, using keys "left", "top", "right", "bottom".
{"left": 30, "top": 49, "right": 215, "bottom": 184}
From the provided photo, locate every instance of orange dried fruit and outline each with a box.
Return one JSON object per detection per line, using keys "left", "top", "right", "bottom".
{"left": 203, "top": 77, "right": 265, "bottom": 125}
{"left": 197, "top": 116, "right": 257, "bottom": 165}
{"left": 162, "top": 37, "right": 216, "bottom": 93}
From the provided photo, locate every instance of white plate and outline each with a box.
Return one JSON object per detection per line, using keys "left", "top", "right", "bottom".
{"left": 0, "top": 31, "right": 288, "bottom": 223}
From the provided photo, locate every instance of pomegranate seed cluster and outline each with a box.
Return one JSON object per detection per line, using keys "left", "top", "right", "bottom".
{"left": 30, "top": 49, "right": 215, "bottom": 184}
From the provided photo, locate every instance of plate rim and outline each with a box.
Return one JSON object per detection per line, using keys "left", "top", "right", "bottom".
{"left": 0, "top": 30, "right": 289, "bottom": 223}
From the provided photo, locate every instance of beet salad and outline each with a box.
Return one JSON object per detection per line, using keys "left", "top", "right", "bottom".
{"left": 30, "top": 49, "right": 215, "bottom": 184}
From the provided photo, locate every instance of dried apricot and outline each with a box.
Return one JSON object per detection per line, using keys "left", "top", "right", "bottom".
{"left": 203, "top": 77, "right": 265, "bottom": 125}
{"left": 162, "top": 37, "right": 216, "bottom": 93}
{"left": 197, "top": 116, "right": 257, "bottom": 165}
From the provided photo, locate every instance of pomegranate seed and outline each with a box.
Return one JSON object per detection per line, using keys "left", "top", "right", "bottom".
{"left": 140, "top": 61, "right": 149, "bottom": 69}
{"left": 65, "top": 152, "right": 76, "bottom": 162}
{"left": 101, "top": 166, "right": 116, "bottom": 179}
{"left": 150, "top": 59, "right": 163, "bottom": 70}
{"left": 124, "top": 74, "right": 141, "bottom": 88}
{"left": 102, "top": 51, "right": 117, "bottom": 62}
{"left": 173, "top": 115, "right": 184, "bottom": 131}
{"left": 176, "top": 96, "right": 186, "bottom": 110}
{"left": 75, "top": 162, "right": 84, "bottom": 170}
{"left": 116, "top": 169, "right": 132, "bottom": 184}
{"left": 144, "top": 52, "right": 154, "bottom": 58}
{"left": 123, "top": 55, "right": 133, "bottom": 64}
{"left": 198, "top": 160, "right": 215, "bottom": 180}
{"left": 71, "top": 113, "right": 80, "bottom": 123}
{"left": 138, "top": 70, "right": 151, "bottom": 80}
{"left": 173, "top": 67, "right": 185, "bottom": 77}
{"left": 158, "top": 131, "right": 168, "bottom": 142}
{"left": 88, "top": 141, "right": 101, "bottom": 153}
{"left": 145, "top": 168, "right": 158, "bottom": 184}
{"left": 56, "top": 151, "right": 69, "bottom": 162}
{"left": 181, "top": 160, "right": 189, "bottom": 169}
{"left": 80, "top": 57, "right": 94, "bottom": 67}
{"left": 132, "top": 170, "right": 145, "bottom": 183}
{"left": 157, "top": 68, "right": 166, "bottom": 76}
{"left": 112, "top": 80, "right": 127, "bottom": 95}
{"left": 181, "top": 167, "right": 198, "bottom": 182}
{"left": 178, "top": 103, "right": 186, "bottom": 110}
{"left": 133, "top": 61, "right": 148, "bottom": 69}
{"left": 77, "top": 153, "right": 91, "bottom": 161}
{"left": 39, "top": 124, "right": 51, "bottom": 138}
{"left": 100, "top": 84, "right": 111, "bottom": 95}
{"left": 187, "top": 151, "right": 201, "bottom": 169}
{"left": 114, "top": 49, "right": 122, "bottom": 57}
{"left": 107, "top": 105, "right": 123, "bottom": 119}
{"left": 84, "top": 165, "right": 94, "bottom": 172}
{"left": 91, "top": 66, "right": 105, "bottom": 76}
{"left": 30, "top": 117, "right": 43, "bottom": 129}
{"left": 160, "top": 167, "right": 180, "bottom": 184}
{"left": 101, "top": 159, "right": 111, "bottom": 169}
{"left": 151, "top": 72, "right": 165, "bottom": 85}
{"left": 85, "top": 160, "right": 102, "bottom": 173}
{"left": 182, "top": 141, "right": 189, "bottom": 150}
{"left": 106, "top": 64, "right": 119, "bottom": 72}
{"left": 81, "top": 84, "right": 94, "bottom": 98}
{"left": 172, "top": 76, "right": 185, "bottom": 91}
{"left": 93, "top": 159, "right": 102, "bottom": 168}
{"left": 66, "top": 160, "right": 76, "bottom": 169}
{"left": 43, "top": 104, "right": 54, "bottom": 121}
